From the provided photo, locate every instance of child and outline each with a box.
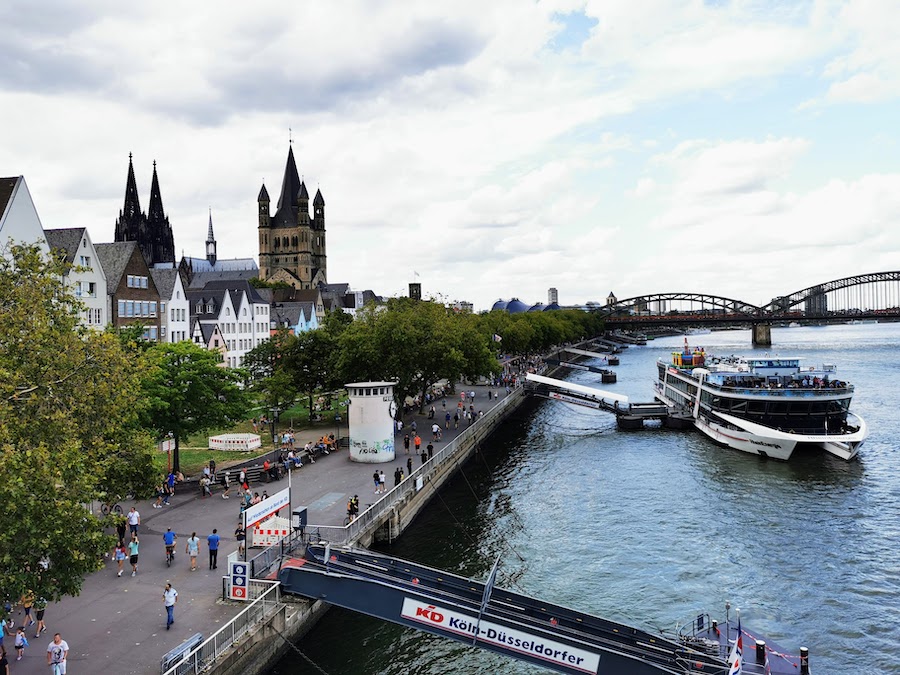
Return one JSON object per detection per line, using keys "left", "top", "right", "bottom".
{"left": 114, "top": 540, "right": 127, "bottom": 577}
{"left": 14, "top": 626, "right": 28, "bottom": 660}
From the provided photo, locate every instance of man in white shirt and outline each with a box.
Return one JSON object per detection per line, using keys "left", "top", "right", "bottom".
{"left": 127, "top": 507, "right": 140, "bottom": 536}
{"left": 163, "top": 583, "right": 178, "bottom": 630}
{"left": 47, "top": 633, "right": 69, "bottom": 674}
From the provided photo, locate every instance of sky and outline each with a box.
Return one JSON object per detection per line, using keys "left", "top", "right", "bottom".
{"left": 2, "top": 0, "right": 899, "bottom": 312}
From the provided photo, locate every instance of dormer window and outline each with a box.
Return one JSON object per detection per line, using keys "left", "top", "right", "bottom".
{"left": 206, "top": 303, "right": 214, "bottom": 313}
{"left": 196, "top": 301, "right": 203, "bottom": 313}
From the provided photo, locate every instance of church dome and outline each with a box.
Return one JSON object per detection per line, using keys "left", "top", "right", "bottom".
{"left": 506, "top": 298, "right": 529, "bottom": 313}
{"left": 491, "top": 299, "right": 509, "bottom": 311}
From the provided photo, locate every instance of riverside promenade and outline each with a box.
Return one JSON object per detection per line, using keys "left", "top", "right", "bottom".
{"left": 7, "top": 382, "right": 511, "bottom": 675}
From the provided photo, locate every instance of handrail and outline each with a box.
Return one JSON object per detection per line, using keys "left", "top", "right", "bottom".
{"left": 160, "top": 580, "right": 281, "bottom": 675}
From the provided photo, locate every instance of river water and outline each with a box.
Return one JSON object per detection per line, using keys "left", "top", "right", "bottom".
{"left": 271, "top": 323, "right": 899, "bottom": 675}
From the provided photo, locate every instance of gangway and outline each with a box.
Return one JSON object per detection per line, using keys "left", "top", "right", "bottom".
{"left": 546, "top": 354, "right": 617, "bottom": 382}
{"left": 525, "top": 374, "right": 693, "bottom": 430}
{"left": 279, "top": 544, "right": 805, "bottom": 675}
{"left": 563, "top": 347, "right": 616, "bottom": 360}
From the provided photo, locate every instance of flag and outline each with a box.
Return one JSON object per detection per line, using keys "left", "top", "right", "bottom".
{"left": 727, "top": 617, "right": 743, "bottom": 675}
{"left": 492, "top": 334, "right": 502, "bottom": 342}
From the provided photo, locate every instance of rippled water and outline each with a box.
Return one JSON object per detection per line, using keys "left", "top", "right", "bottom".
{"left": 272, "top": 324, "right": 900, "bottom": 675}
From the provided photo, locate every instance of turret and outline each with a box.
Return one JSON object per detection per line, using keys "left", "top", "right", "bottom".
{"left": 313, "top": 188, "right": 325, "bottom": 228}
{"left": 258, "top": 183, "right": 270, "bottom": 227}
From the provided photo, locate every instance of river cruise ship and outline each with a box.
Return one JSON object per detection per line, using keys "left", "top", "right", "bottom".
{"left": 654, "top": 340, "right": 867, "bottom": 460}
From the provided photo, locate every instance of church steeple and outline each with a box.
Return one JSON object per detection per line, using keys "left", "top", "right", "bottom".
{"left": 144, "top": 160, "right": 176, "bottom": 266}
{"left": 274, "top": 146, "right": 302, "bottom": 225}
{"left": 115, "top": 153, "right": 142, "bottom": 243}
{"left": 206, "top": 208, "right": 217, "bottom": 266}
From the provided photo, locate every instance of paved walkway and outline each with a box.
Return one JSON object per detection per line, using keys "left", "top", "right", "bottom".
{"left": 4, "top": 381, "right": 516, "bottom": 675}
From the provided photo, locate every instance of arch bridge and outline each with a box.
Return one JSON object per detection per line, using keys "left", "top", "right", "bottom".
{"left": 597, "top": 272, "right": 900, "bottom": 345}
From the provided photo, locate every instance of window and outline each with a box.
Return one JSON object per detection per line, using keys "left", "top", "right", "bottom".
{"left": 141, "top": 276, "right": 148, "bottom": 289}
{"left": 150, "top": 301, "right": 157, "bottom": 316}
{"left": 206, "top": 303, "right": 213, "bottom": 313}
{"left": 118, "top": 300, "right": 126, "bottom": 316}
{"left": 126, "top": 301, "right": 134, "bottom": 317}
{"left": 79, "top": 255, "right": 92, "bottom": 269}
{"left": 75, "top": 282, "right": 83, "bottom": 297}
{"left": 196, "top": 301, "right": 203, "bottom": 313}
{"left": 87, "top": 282, "right": 96, "bottom": 297}
{"left": 160, "top": 302, "right": 166, "bottom": 314}
{"left": 171, "top": 308, "right": 175, "bottom": 321}
{"left": 226, "top": 307, "right": 231, "bottom": 316}
{"left": 242, "top": 308, "right": 247, "bottom": 316}
{"left": 161, "top": 326, "right": 167, "bottom": 338}
{"left": 142, "top": 301, "right": 150, "bottom": 316}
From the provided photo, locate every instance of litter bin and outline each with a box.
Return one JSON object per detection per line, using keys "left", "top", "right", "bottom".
{"left": 292, "top": 506, "right": 307, "bottom": 533}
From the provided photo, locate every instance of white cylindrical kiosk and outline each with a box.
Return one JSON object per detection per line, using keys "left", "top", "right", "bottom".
{"left": 346, "top": 381, "right": 397, "bottom": 463}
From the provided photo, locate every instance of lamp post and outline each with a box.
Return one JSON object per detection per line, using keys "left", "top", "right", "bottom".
{"left": 270, "top": 406, "right": 281, "bottom": 464}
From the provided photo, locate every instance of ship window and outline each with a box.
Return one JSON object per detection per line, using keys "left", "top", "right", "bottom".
{"left": 788, "top": 402, "right": 809, "bottom": 415}
{"left": 747, "top": 401, "right": 766, "bottom": 414}
{"left": 730, "top": 401, "right": 747, "bottom": 414}
{"left": 768, "top": 401, "right": 788, "bottom": 415}
{"left": 809, "top": 401, "right": 828, "bottom": 415}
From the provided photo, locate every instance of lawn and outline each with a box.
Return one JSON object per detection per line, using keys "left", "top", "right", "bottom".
{"left": 150, "top": 392, "right": 349, "bottom": 477}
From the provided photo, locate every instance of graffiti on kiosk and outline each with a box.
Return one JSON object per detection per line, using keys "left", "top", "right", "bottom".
{"left": 352, "top": 438, "right": 395, "bottom": 454}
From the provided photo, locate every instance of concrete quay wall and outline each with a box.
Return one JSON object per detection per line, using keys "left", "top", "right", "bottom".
{"left": 209, "top": 387, "right": 529, "bottom": 675}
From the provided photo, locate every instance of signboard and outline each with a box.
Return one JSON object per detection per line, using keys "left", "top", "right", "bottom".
{"left": 400, "top": 598, "right": 600, "bottom": 674}
{"left": 229, "top": 561, "right": 249, "bottom": 601}
{"left": 158, "top": 438, "right": 175, "bottom": 452}
{"left": 242, "top": 487, "right": 290, "bottom": 529}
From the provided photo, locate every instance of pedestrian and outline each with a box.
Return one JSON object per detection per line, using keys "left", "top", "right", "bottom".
{"left": 153, "top": 483, "right": 165, "bottom": 508}
{"left": 1, "top": 644, "right": 9, "bottom": 675}
{"left": 406, "top": 456, "right": 413, "bottom": 475}
{"left": 445, "top": 411, "right": 451, "bottom": 429}
{"left": 403, "top": 434, "right": 410, "bottom": 454}
{"left": 431, "top": 423, "right": 440, "bottom": 441}
{"left": 393, "top": 466, "right": 401, "bottom": 487}
{"left": 185, "top": 532, "right": 200, "bottom": 572}
{"left": 114, "top": 540, "right": 127, "bottom": 577}
{"left": 453, "top": 411, "right": 459, "bottom": 429}
{"left": 428, "top": 405, "right": 435, "bottom": 419}
{"left": 207, "top": 529, "right": 220, "bottom": 570}
{"left": 115, "top": 515, "right": 127, "bottom": 543}
{"left": 32, "top": 597, "right": 46, "bottom": 638}
{"left": 14, "top": 627, "right": 27, "bottom": 661}
{"left": 221, "top": 471, "right": 231, "bottom": 499}
{"left": 208, "top": 459, "right": 216, "bottom": 480}
{"left": 421, "top": 449, "right": 428, "bottom": 464}
{"left": 20, "top": 591, "right": 34, "bottom": 628}
{"left": 234, "top": 525, "right": 246, "bottom": 556}
{"left": 128, "top": 534, "right": 140, "bottom": 576}
{"left": 127, "top": 507, "right": 140, "bottom": 536}
{"left": 163, "top": 583, "right": 178, "bottom": 630}
{"left": 46, "top": 633, "right": 68, "bottom": 674}
{"left": 414, "top": 435, "right": 421, "bottom": 453}
{"left": 373, "top": 470, "right": 380, "bottom": 494}
{"left": 239, "top": 469, "right": 246, "bottom": 487}
{"left": 379, "top": 470, "right": 386, "bottom": 493}
{"left": 427, "top": 442, "right": 434, "bottom": 459}
{"left": 163, "top": 528, "right": 177, "bottom": 564}
{"left": 411, "top": 420, "right": 417, "bottom": 433}
{"left": 166, "top": 470, "right": 176, "bottom": 500}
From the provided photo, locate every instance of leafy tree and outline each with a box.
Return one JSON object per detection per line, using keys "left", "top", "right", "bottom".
{"left": 285, "top": 328, "right": 342, "bottom": 418}
{"left": 0, "top": 243, "right": 155, "bottom": 602}
{"left": 243, "top": 328, "right": 298, "bottom": 417}
{"left": 140, "top": 341, "right": 251, "bottom": 473}
{"left": 336, "top": 297, "right": 499, "bottom": 413}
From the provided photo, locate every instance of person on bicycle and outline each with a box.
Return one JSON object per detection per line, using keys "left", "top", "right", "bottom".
{"left": 163, "top": 528, "right": 177, "bottom": 564}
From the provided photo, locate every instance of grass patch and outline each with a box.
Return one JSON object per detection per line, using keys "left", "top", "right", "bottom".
{"left": 151, "top": 447, "right": 271, "bottom": 478}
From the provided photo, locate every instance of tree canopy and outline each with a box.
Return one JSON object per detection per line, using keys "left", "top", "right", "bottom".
{"left": 0, "top": 243, "right": 156, "bottom": 601}
{"left": 139, "top": 341, "right": 250, "bottom": 472}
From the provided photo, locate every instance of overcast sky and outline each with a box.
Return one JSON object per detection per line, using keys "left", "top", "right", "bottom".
{"left": 3, "top": 0, "right": 899, "bottom": 311}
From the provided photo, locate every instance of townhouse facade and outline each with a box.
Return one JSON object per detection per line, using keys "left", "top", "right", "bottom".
{"left": 45, "top": 227, "right": 108, "bottom": 329}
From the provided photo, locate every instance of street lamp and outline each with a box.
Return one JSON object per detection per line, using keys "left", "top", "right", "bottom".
{"left": 270, "top": 405, "right": 281, "bottom": 464}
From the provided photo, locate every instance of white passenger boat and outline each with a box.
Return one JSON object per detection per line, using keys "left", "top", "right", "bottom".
{"left": 654, "top": 339, "right": 867, "bottom": 460}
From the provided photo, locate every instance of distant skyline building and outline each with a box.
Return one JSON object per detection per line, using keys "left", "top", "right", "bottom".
{"left": 548, "top": 287, "right": 558, "bottom": 305}
{"left": 114, "top": 154, "right": 175, "bottom": 267}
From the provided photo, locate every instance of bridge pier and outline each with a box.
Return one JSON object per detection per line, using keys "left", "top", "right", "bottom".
{"left": 752, "top": 322, "right": 772, "bottom": 346}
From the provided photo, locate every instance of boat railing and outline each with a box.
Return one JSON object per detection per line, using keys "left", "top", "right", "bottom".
{"left": 705, "top": 383, "right": 853, "bottom": 397}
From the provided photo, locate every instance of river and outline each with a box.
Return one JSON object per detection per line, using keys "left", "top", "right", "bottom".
{"left": 270, "top": 323, "right": 900, "bottom": 675}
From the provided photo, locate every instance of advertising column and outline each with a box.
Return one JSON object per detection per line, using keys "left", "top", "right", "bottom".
{"left": 347, "top": 381, "right": 397, "bottom": 464}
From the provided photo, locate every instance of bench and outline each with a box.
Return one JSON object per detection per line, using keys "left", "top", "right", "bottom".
{"left": 160, "top": 632, "right": 203, "bottom": 672}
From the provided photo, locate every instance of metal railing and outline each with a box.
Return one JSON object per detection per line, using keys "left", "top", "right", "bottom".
{"left": 161, "top": 580, "right": 281, "bottom": 675}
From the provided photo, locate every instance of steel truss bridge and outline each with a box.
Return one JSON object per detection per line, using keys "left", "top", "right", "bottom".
{"left": 597, "top": 271, "right": 900, "bottom": 327}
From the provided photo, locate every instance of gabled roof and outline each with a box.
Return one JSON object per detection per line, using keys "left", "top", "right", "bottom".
{"left": 186, "top": 268, "right": 259, "bottom": 289}
{"left": 149, "top": 267, "right": 181, "bottom": 300}
{"left": 0, "top": 177, "right": 17, "bottom": 221}
{"left": 96, "top": 241, "right": 140, "bottom": 290}
{"left": 270, "top": 287, "right": 322, "bottom": 304}
{"left": 44, "top": 227, "right": 85, "bottom": 265}
{"left": 199, "top": 279, "right": 266, "bottom": 305}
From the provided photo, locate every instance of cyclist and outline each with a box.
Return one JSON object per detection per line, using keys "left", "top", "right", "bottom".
{"left": 163, "top": 528, "right": 177, "bottom": 566}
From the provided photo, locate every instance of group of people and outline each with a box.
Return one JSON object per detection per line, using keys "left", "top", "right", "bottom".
{"left": 0, "top": 627, "right": 68, "bottom": 674}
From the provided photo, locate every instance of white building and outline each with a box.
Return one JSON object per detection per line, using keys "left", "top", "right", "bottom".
{"left": 150, "top": 267, "right": 190, "bottom": 342}
{"left": 44, "top": 228, "right": 108, "bottom": 329}
{"left": 1, "top": 176, "right": 49, "bottom": 254}
{"left": 187, "top": 280, "right": 270, "bottom": 368}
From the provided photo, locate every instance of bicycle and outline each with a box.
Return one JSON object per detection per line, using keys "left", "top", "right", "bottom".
{"left": 100, "top": 502, "right": 123, "bottom": 517}
{"left": 165, "top": 544, "right": 176, "bottom": 567}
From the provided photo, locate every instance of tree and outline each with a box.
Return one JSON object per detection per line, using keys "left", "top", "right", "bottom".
{"left": 0, "top": 243, "right": 156, "bottom": 602}
{"left": 243, "top": 328, "right": 298, "bottom": 417}
{"left": 285, "top": 328, "right": 342, "bottom": 418}
{"left": 140, "top": 341, "right": 251, "bottom": 473}
{"left": 336, "top": 298, "right": 499, "bottom": 413}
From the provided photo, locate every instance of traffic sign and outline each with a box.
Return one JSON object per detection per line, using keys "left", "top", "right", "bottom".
{"left": 229, "top": 561, "right": 249, "bottom": 601}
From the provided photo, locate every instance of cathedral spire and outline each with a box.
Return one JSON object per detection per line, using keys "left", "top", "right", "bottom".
{"left": 276, "top": 145, "right": 302, "bottom": 214}
{"left": 115, "top": 152, "right": 143, "bottom": 244}
{"left": 144, "top": 159, "right": 176, "bottom": 265}
{"left": 206, "top": 208, "right": 217, "bottom": 266}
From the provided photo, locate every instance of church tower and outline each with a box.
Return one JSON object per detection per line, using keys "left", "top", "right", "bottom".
{"left": 114, "top": 155, "right": 176, "bottom": 267}
{"left": 257, "top": 145, "right": 327, "bottom": 287}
